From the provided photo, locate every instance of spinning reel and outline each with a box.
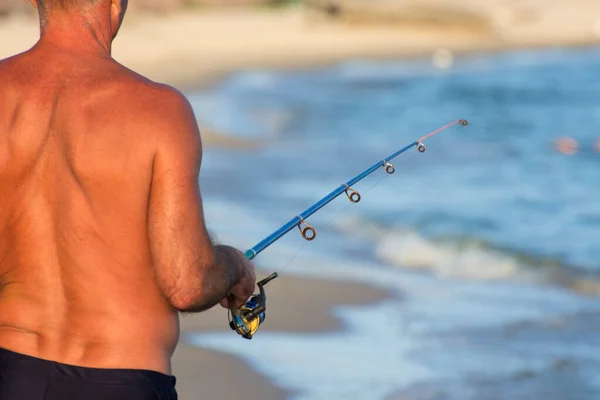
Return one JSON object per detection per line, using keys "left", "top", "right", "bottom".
{"left": 229, "top": 272, "right": 279, "bottom": 340}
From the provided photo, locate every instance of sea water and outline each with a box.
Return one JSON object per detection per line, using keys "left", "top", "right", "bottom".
{"left": 185, "top": 47, "right": 600, "bottom": 399}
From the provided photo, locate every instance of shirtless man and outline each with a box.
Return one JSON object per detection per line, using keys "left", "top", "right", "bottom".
{"left": 0, "top": 0, "right": 256, "bottom": 398}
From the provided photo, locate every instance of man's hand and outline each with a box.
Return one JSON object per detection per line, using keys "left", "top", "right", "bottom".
{"left": 219, "top": 249, "right": 256, "bottom": 310}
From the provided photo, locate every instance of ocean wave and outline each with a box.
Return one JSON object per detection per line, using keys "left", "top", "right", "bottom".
{"left": 376, "top": 231, "right": 519, "bottom": 280}
{"left": 333, "top": 214, "right": 600, "bottom": 296}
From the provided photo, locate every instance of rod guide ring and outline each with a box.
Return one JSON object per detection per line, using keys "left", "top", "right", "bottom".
{"left": 344, "top": 185, "right": 361, "bottom": 203}
{"left": 297, "top": 218, "right": 317, "bottom": 241}
{"left": 383, "top": 162, "right": 396, "bottom": 175}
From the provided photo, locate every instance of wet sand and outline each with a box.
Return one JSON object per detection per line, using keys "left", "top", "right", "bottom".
{"left": 175, "top": 274, "right": 393, "bottom": 400}
{"left": 172, "top": 345, "right": 290, "bottom": 400}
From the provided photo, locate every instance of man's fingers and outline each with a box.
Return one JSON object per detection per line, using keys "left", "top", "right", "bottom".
{"left": 220, "top": 282, "right": 255, "bottom": 309}
{"left": 233, "top": 279, "right": 254, "bottom": 297}
{"left": 220, "top": 296, "right": 245, "bottom": 310}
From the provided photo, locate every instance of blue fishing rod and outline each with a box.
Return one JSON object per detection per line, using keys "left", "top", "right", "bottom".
{"left": 229, "top": 119, "right": 469, "bottom": 339}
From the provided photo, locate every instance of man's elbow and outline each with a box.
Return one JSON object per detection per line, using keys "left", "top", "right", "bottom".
{"left": 167, "top": 289, "right": 215, "bottom": 313}
{"left": 165, "top": 273, "right": 221, "bottom": 313}
{"left": 158, "top": 250, "right": 227, "bottom": 313}
{"left": 168, "top": 291, "right": 197, "bottom": 312}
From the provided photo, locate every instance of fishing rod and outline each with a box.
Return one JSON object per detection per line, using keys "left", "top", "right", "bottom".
{"left": 228, "top": 119, "right": 469, "bottom": 340}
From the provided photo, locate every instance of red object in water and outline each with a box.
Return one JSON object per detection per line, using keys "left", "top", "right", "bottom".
{"left": 554, "top": 137, "right": 579, "bottom": 155}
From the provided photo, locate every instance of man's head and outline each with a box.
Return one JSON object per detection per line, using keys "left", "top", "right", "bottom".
{"left": 30, "top": 0, "right": 128, "bottom": 40}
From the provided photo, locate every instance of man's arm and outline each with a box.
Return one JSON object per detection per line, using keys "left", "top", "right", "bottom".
{"left": 146, "top": 86, "right": 254, "bottom": 313}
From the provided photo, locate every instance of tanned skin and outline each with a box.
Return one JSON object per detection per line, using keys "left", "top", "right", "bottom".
{"left": 0, "top": 0, "right": 256, "bottom": 375}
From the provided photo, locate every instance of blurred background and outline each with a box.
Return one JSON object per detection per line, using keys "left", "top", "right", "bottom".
{"left": 2, "top": 1, "right": 600, "bottom": 399}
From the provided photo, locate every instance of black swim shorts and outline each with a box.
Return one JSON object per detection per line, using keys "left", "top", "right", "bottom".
{"left": 0, "top": 347, "right": 177, "bottom": 399}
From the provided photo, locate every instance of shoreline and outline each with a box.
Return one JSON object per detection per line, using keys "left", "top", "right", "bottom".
{"left": 114, "top": 6, "right": 600, "bottom": 93}
{"left": 98, "top": 5, "right": 600, "bottom": 93}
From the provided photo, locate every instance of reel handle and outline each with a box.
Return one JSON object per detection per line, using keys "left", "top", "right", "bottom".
{"left": 258, "top": 272, "right": 279, "bottom": 289}
{"left": 242, "top": 272, "right": 278, "bottom": 321}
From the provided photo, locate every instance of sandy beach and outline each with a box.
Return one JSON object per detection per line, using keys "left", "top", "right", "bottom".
{"left": 2, "top": 2, "right": 600, "bottom": 91}
{"left": 1, "top": 3, "right": 599, "bottom": 398}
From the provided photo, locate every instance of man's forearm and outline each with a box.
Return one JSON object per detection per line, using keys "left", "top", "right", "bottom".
{"left": 178, "top": 245, "right": 244, "bottom": 313}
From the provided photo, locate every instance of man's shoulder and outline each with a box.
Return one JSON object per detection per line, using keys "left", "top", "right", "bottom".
{"left": 109, "top": 67, "right": 198, "bottom": 136}
{"left": 0, "top": 52, "right": 27, "bottom": 81}
{"left": 0, "top": 53, "right": 33, "bottom": 106}
{"left": 114, "top": 70, "right": 203, "bottom": 167}
{"left": 111, "top": 67, "right": 192, "bottom": 114}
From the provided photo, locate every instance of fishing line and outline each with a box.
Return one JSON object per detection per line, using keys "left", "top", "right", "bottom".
{"left": 227, "top": 119, "right": 469, "bottom": 340}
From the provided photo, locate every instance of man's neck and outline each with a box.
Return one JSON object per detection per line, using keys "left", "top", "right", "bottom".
{"left": 37, "top": 11, "right": 113, "bottom": 58}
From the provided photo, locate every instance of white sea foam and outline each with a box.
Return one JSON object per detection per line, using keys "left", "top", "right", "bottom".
{"left": 376, "top": 231, "right": 519, "bottom": 280}
{"left": 333, "top": 213, "right": 522, "bottom": 281}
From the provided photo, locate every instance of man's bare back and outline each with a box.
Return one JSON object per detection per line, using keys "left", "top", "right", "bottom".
{"left": 0, "top": 0, "right": 256, "bottom": 395}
